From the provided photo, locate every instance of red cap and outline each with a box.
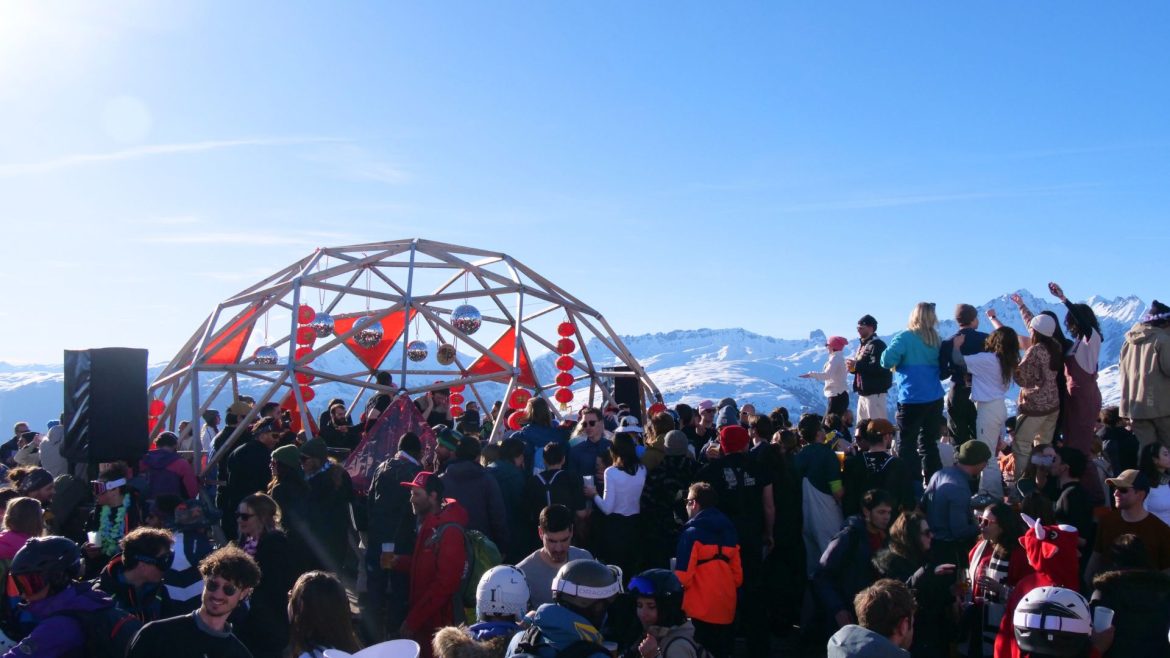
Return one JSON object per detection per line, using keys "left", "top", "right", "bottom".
{"left": 400, "top": 471, "right": 441, "bottom": 494}
{"left": 827, "top": 336, "right": 849, "bottom": 352}
{"left": 719, "top": 425, "right": 750, "bottom": 454}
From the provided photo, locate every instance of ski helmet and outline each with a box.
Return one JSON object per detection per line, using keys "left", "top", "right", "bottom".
{"left": 1013, "top": 586, "right": 1091, "bottom": 656}
{"left": 10, "top": 536, "right": 83, "bottom": 595}
{"left": 552, "top": 559, "right": 622, "bottom": 623}
{"left": 476, "top": 565, "right": 530, "bottom": 621}
{"left": 628, "top": 569, "right": 686, "bottom": 627}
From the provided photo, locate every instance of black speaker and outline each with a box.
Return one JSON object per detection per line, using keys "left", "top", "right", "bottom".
{"left": 603, "top": 366, "right": 644, "bottom": 421}
{"left": 63, "top": 348, "right": 150, "bottom": 465}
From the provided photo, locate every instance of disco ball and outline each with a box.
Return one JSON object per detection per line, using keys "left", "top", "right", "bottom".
{"left": 406, "top": 340, "right": 429, "bottom": 362}
{"left": 436, "top": 343, "right": 457, "bottom": 365}
{"left": 253, "top": 345, "right": 279, "bottom": 365}
{"left": 310, "top": 312, "right": 335, "bottom": 338}
{"left": 354, "top": 316, "right": 383, "bottom": 348}
{"left": 451, "top": 304, "right": 482, "bottom": 335}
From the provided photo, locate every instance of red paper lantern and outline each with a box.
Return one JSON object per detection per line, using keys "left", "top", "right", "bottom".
{"left": 556, "top": 338, "right": 575, "bottom": 355}
{"left": 555, "top": 372, "right": 574, "bottom": 387}
{"left": 449, "top": 392, "right": 465, "bottom": 406}
{"left": 295, "top": 372, "right": 314, "bottom": 385}
{"left": 648, "top": 402, "right": 668, "bottom": 416}
{"left": 297, "top": 304, "right": 316, "bottom": 324}
{"left": 149, "top": 399, "right": 166, "bottom": 416}
{"left": 449, "top": 405, "right": 464, "bottom": 418}
{"left": 299, "top": 386, "right": 315, "bottom": 402}
{"left": 294, "top": 347, "right": 313, "bottom": 361}
{"left": 507, "top": 411, "right": 526, "bottom": 431}
{"left": 509, "top": 388, "right": 532, "bottom": 409}
{"left": 555, "top": 356, "right": 575, "bottom": 371}
{"left": 557, "top": 322, "right": 576, "bottom": 337}
{"left": 296, "top": 326, "right": 316, "bottom": 345}
{"left": 554, "top": 388, "right": 574, "bottom": 404}
{"left": 450, "top": 384, "right": 466, "bottom": 393}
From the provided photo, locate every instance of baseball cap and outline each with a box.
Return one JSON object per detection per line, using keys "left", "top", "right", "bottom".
{"left": 1106, "top": 469, "right": 1151, "bottom": 492}
{"left": 401, "top": 471, "right": 444, "bottom": 495}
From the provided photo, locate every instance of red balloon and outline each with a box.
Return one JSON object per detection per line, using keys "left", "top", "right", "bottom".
{"left": 509, "top": 388, "right": 532, "bottom": 410}
{"left": 554, "top": 388, "right": 574, "bottom": 404}
{"left": 299, "top": 386, "right": 315, "bottom": 402}
{"left": 294, "top": 347, "right": 313, "bottom": 361}
{"left": 450, "top": 384, "right": 466, "bottom": 393}
{"left": 557, "top": 322, "right": 576, "bottom": 337}
{"left": 648, "top": 402, "right": 668, "bottom": 416}
{"left": 149, "top": 399, "right": 166, "bottom": 416}
{"left": 555, "top": 372, "right": 574, "bottom": 387}
{"left": 449, "top": 405, "right": 464, "bottom": 418}
{"left": 297, "top": 304, "right": 316, "bottom": 324}
{"left": 556, "top": 338, "right": 575, "bottom": 355}
{"left": 555, "top": 355, "right": 575, "bottom": 371}
{"left": 448, "top": 392, "right": 465, "bottom": 406}
{"left": 507, "top": 412, "right": 526, "bottom": 431}
{"left": 296, "top": 326, "right": 316, "bottom": 345}
{"left": 295, "top": 372, "right": 314, "bottom": 385}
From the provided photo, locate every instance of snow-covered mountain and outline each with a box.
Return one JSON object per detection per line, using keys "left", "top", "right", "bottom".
{"left": 0, "top": 290, "right": 1149, "bottom": 431}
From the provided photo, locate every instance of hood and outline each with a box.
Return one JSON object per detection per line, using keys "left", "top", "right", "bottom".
{"left": 433, "top": 498, "right": 471, "bottom": 528}
{"left": 141, "top": 449, "right": 182, "bottom": 469}
{"left": 434, "top": 626, "right": 494, "bottom": 658}
{"left": 1126, "top": 322, "right": 1170, "bottom": 345}
{"left": 527, "top": 603, "right": 605, "bottom": 648}
{"left": 648, "top": 620, "right": 696, "bottom": 645}
{"left": 443, "top": 459, "right": 489, "bottom": 483}
{"left": 27, "top": 581, "right": 113, "bottom": 619}
{"left": 487, "top": 460, "right": 524, "bottom": 483}
{"left": 467, "top": 620, "right": 521, "bottom": 643}
{"left": 686, "top": 508, "right": 738, "bottom": 545}
{"left": 862, "top": 451, "right": 895, "bottom": 474}
{"left": 0, "top": 531, "right": 31, "bottom": 557}
{"left": 828, "top": 624, "right": 907, "bottom": 658}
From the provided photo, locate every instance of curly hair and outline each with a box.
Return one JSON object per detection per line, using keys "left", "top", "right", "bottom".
{"left": 198, "top": 545, "right": 261, "bottom": 590}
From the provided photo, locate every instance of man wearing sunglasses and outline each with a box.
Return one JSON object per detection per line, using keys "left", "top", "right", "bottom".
{"left": 94, "top": 527, "right": 175, "bottom": 622}
{"left": 128, "top": 545, "right": 259, "bottom": 658}
{"left": 568, "top": 408, "right": 611, "bottom": 482}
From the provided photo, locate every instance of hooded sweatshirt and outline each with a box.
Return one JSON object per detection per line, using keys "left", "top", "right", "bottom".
{"left": 440, "top": 460, "right": 510, "bottom": 552}
{"left": 827, "top": 624, "right": 909, "bottom": 658}
{"left": 1, "top": 582, "right": 115, "bottom": 658}
{"left": 504, "top": 604, "right": 608, "bottom": 658}
{"left": 1119, "top": 322, "right": 1170, "bottom": 420}
{"left": 396, "top": 499, "right": 471, "bottom": 635}
{"left": 140, "top": 449, "right": 199, "bottom": 499}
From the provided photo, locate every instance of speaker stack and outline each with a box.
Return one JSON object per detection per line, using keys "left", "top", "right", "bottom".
{"left": 62, "top": 348, "right": 150, "bottom": 465}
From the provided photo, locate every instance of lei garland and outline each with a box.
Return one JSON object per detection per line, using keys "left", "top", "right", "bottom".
{"left": 98, "top": 495, "right": 131, "bottom": 556}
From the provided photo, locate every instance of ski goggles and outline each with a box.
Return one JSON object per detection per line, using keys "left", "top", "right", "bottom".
{"left": 628, "top": 576, "right": 662, "bottom": 597}
{"left": 10, "top": 572, "right": 48, "bottom": 597}
{"left": 91, "top": 478, "right": 127, "bottom": 497}
{"left": 131, "top": 551, "right": 175, "bottom": 571}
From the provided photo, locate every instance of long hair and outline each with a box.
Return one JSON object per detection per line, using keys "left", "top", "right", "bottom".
{"left": 908, "top": 302, "right": 940, "bottom": 348}
{"left": 986, "top": 327, "right": 1021, "bottom": 387}
{"left": 525, "top": 397, "right": 553, "bottom": 428}
{"left": 986, "top": 502, "right": 1024, "bottom": 558}
{"left": 610, "top": 433, "right": 642, "bottom": 476}
{"left": 266, "top": 461, "right": 307, "bottom": 496}
{"left": 1030, "top": 331, "right": 1064, "bottom": 373}
{"left": 888, "top": 511, "right": 928, "bottom": 565}
{"left": 1039, "top": 310, "right": 1071, "bottom": 354}
{"left": 240, "top": 493, "right": 281, "bottom": 533}
{"left": 2, "top": 497, "right": 44, "bottom": 537}
{"left": 1139, "top": 443, "right": 1168, "bottom": 485}
{"left": 288, "top": 571, "right": 362, "bottom": 655}
{"left": 1064, "top": 303, "right": 1102, "bottom": 343}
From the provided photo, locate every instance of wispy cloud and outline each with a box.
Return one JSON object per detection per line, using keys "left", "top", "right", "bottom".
{"left": 135, "top": 229, "right": 355, "bottom": 247}
{"left": 302, "top": 143, "right": 411, "bottom": 185}
{"left": 777, "top": 183, "right": 1103, "bottom": 213}
{"left": 0, "top": 137, "right": 341, "bottom": 177}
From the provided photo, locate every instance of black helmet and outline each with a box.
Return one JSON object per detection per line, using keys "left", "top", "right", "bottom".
{"left": 552, "top": 559, "right": 622, "bottom": 623}
{"left": 628, "top": 569, "right": 686, "bottom": 627}
{"left": 10, "top": 536, "right": 82, "bottom": 593}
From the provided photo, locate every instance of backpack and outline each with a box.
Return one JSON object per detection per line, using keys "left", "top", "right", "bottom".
{"left": 145, "top": 457, "right": 183, "bottom": 500}
{"left": 661, "top": 635, "right": 716, "bottom": 658}
{"left": 428, "top": 523, "right": 502, "bottom": 624}
{"left": 57, "top": 605, "right": 142, "bottom": 658}
{"left": 534, "top": 470, "right": 564, "bottom": 509}
{"left": 507, "top": 624, "right": 608, "bottom": 658}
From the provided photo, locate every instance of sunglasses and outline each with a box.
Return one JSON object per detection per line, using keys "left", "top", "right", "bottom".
{"left": 204, "top": 578, "right": 240, "bottom": 596}
{"left": 581, "top": 420, "right": 598, "bottom": 427}
{"left": 236, "top": 512, "right": 254, "bottom": 521}
{"left": 979, "top": 517, "right": 997, "bottom": 526}
{"left": 133, "top": 551, "right": 176, "bottom": 571}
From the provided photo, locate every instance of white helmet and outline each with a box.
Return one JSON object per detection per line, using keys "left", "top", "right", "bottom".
{"left": 476, "top": 565, "right": 530, "bottom": 621}
{"left": 1013, "top": 586, "right": 1091, "bottom": 657}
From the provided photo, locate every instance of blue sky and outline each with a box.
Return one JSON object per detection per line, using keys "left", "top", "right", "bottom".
{"left": 2, "top": 2, "right": 1169, "bottom": 363}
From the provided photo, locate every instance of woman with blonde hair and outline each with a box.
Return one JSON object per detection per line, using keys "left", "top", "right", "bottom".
{"left": 235, "top": 492, "right": 304, "bottom": 658}
{"left": 880, "top": 303, "right": 946, "bottom": 487}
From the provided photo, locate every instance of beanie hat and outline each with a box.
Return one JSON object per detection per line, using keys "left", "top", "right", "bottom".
{"left": 1029, "top": 314, "right": 1056, "bottom": 337}
{"left": 271, "top": 444, "right": 302, "bottom": 469}
{"left": 957, "top": 440, "right": 992, "bottom": 466}
{"left": 826, "top": 336, "right": 849, "bottom": 352}
{"left": 715, "top": 405, "right": 739, "bottom": 429}
{"left": 663, "top": 430, "right": 689, "bottom": 457}
{"left": 299, "top": 438, "right": 328, "bottom": 460}
{"left": 857, "top": 314, "right": 878, "bottom": 328}
{"left": 719, "top": 425, "right": 750, "bottom": 454}
{"left": 435, "top": 427, "right": 460, "bottom": 452}
{"left": 15, "top": 468, "right": 53, "bottom": 494}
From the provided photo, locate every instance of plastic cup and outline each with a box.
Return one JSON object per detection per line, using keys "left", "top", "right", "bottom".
{"left": 1093, "top": 606, "right": 1114, "bottom": 632}
{"left": 380, "top": 542, "right": 396, "bottom": 569}
{"left": 86, "top": 531, "right": 99, "bottom": 546}
{"left": 583, "top": 475, "right": 594, "bottom": 489}
{"left": 602, "top": 641, "right": 618, "bottom": 657}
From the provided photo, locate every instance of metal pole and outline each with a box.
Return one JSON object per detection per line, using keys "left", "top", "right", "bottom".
{"left": 400, "top": 240, "right": 418, "bottom": 390}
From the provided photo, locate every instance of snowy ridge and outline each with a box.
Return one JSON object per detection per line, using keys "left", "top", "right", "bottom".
{"left": 0, "top": 290, "right": 1151, "bottom": 430}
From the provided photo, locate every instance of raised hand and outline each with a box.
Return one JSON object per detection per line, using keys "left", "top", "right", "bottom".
{"left": 986, "top": 308, "right": 998, "bottom": 320}
{"left": 1048, "top": 281, "right": 1066, "bottom": 301}
{"left": 1009, "top": 293, "right": 1023, "bottom": 306}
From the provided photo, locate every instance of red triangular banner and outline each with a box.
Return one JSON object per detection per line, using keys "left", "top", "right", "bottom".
{"left": 333, "top": 310, "right": 415, "bottom": 370}
{"left": 345, "top": 395, "right": 437, "bottom": 493}
{"left": 279, "top": 391, "right": 320, "bottom": 435}
{"left": 201, "top": 304, "right": 259, "bottom": 365}
{"left": 465, "top": 326, "right": 536, "bottom": 387}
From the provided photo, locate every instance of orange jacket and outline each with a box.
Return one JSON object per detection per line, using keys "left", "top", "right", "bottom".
{"left": 674, "top": 507, "right": 742, "bottom": 624}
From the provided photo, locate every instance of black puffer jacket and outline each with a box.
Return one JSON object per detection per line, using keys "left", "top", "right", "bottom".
{"left": 852, "top": 335, "right": 892, "bottom": 395}
{"left": 1091, "top": 568, "right": 1170, "bottom": 658}
{"left": 872, "top": 548, "right": 955, "bottom": 658}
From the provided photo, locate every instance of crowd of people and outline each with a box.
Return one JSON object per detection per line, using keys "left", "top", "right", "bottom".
{"left": 1, "top": 284, "right": 1170, "bottom": 657}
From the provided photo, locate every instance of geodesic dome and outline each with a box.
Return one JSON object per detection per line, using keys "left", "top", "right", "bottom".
{"left": 148, "top": 238, "right": 660, "bottom": 464}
